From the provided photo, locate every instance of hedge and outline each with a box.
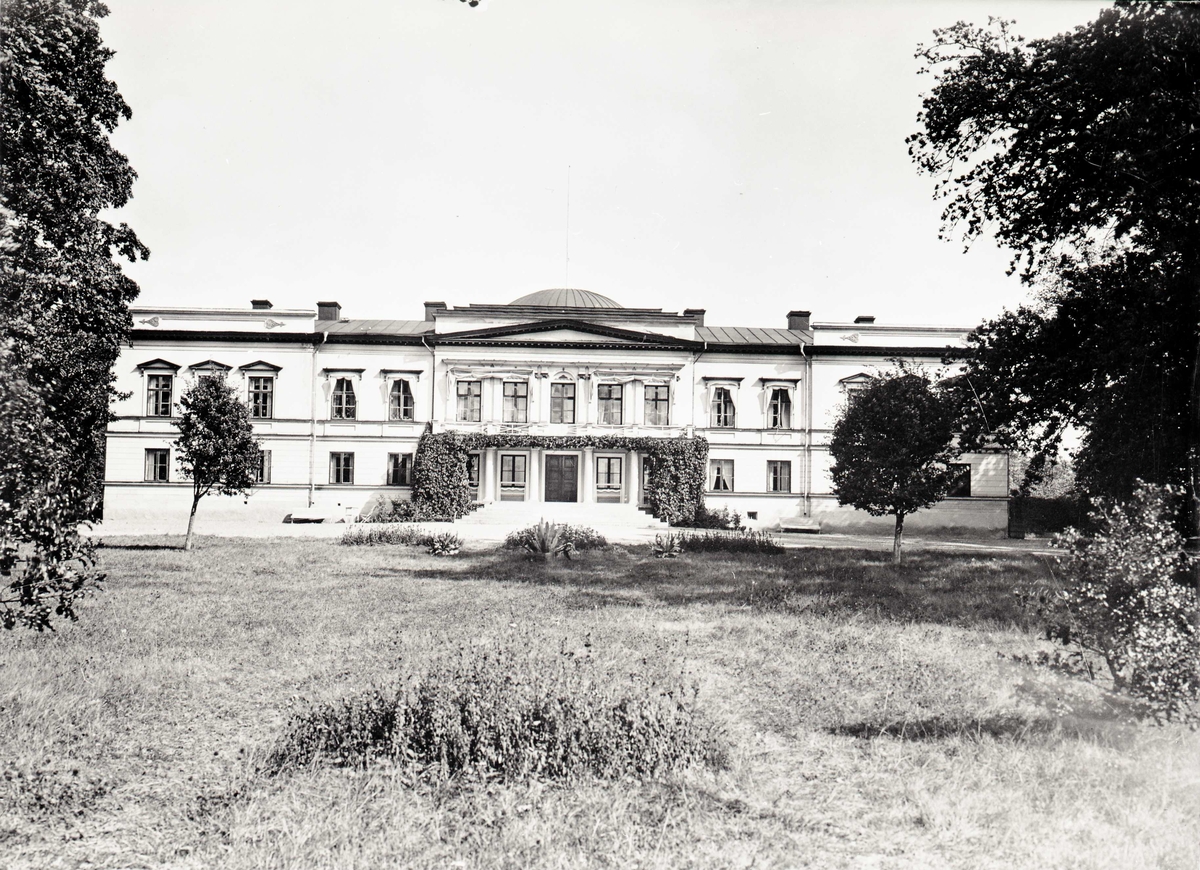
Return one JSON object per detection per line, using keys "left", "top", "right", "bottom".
{"left": 411, "top": 432, "right": 708, "bottom": 525}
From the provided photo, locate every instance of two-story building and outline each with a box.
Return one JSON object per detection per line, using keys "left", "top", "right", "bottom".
{"left": 103, "top": 288, "right": 1008, "bottom": 531}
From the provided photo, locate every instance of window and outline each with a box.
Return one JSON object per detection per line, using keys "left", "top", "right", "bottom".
{"left": 146, "top": 375, "right": 173, "bottom": 417}
{"left": 387, "top": 452, "right": 413, "bottom": 486}
{"left": 144, "top": 448, "right": 169, "bottom": 482}
{"left": 644, "top": 385, "right": 670, "bottom": 426}
{"left": 710, "top": 387, "right": 736, "bottom": 428}
{"left": 331, "top": 378, "right": 357, "bottom": 420}
{"left": 596, "top": 456, "right": 622, "bottom": 491}
{"left": 500, "top": 454, "right": 527, "bottom": 487}
{"left": 256, "top": 450, "right": 272, "bottom": 484}
{"left": 767, "top": 460, "right": 791, "bottom": 493}
{"left": 502, "top": 382, "right": 528, "bottom": 423}
{"left": 768, "top": 389, "right": 791, "bottom": 429}
{"left": 389, "top": 380, "right": 415, "bottom": 421}
{"left": 329, "top": 452, "right": 354, "bottom": 484}
{"left": 550, "top": 382, "right": 576, "bottom": 424}
{"left": 948, "top": 463, "right": 972, "bottom": 497}
{"left": 249, "top": 376, "right": 274, "bottom": 419}
{"left": 467, "top": 453, "right": 480, "bottom": 489}
{"left": 457, "top": 380, "right": 482, "bottom": 422}
{"left": 709, "top": 459, "right": 733, "bottom": 491}
{"left": 597, "top": 384, "right": 622, "bottom": 425}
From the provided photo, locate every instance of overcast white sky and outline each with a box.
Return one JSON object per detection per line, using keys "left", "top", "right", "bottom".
{"left": 102, "top": 0, "right": 1106, "bottom": 328}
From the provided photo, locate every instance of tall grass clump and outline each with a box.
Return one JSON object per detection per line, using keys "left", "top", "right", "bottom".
{"left": 340, "top": 524, "right": 434, "bottom": 547}
{"left": 654, "top": 529, "right": 783, "bottom": 557}
{"left": 262, "top": 641, "right": 725, "bottom": 781}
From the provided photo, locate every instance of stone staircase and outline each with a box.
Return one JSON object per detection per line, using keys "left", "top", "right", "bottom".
{"left": 457, "top": 501, "right": 670, "bottom": 532}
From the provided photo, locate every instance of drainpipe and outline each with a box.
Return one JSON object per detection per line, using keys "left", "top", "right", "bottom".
{"left": 801, "top": 342, "right": 812, "bottom": 518}
{"left": 421, "top": 334, "right": 435, "bottom": 425}
{"left": 308, "top": 331, "right": 326, "bottom": 507}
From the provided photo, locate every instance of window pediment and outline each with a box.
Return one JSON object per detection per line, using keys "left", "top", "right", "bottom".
{"left": 136, "top": 358, "right": 180, "bottom": 372}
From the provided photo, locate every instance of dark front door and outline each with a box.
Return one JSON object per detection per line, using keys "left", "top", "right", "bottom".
{"left": 544, "top": 454, "right": 578, "bottom": 503}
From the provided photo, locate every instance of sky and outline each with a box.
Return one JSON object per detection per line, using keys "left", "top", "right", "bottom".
{"left": 101, "top": 0, "right": 1108, "bottom": 329}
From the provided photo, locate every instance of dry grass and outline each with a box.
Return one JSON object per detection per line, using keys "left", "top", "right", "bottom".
{"left": 1, "top": 537, "right": 1197, "bottom": 869}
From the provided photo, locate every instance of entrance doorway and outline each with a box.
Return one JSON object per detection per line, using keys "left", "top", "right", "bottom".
{"left": 544, "top": 454, "right": 578, "bottom": 502}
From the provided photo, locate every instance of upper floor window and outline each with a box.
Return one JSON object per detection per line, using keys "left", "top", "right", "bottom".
{"left": 768, "top": 388, "right": 791, "bottom": 429}
{"left": 644, "top": 385, "right": 669, "bottom": 427}
{"left": 767, "top": 460, "right": 791, "bottom": 493}
{"left": 256, "top": 450, "right": 272, "bottom": 484}
{"left": 387, "top": 452, "right": 413, "bottom": 486}
{"left": 709, "top": 459, "right": 733, "bottom": 491}
{"left": 144, "top": 448, "right": 170, "bottom": 482}
{"left": 249, "top": 376, "right": 274, "bottom": 419}
{"left": 329, "top": 452, "right": 354, "bottom": 485}
{"left": 597, "top": 384, "right": 622, "bottom": 425}
{"left": 503, "top": 381, "right": 528, "bottom": 423}
{"left": 550, "top": 382, "right": 576, "bottom": 424}
{"left": 146, "top": 375, "right": 173, "bottom": 417}
{"left": 457, "top": 380, "right": 482, "bottom": 422}
{"left": 331, "top": 378, "right": 357, "bottom": 420}
{"left": 389, "top": 380, "right": 415, "bottom": 421}
{"left": 710, "top": 387, "right": 736, "bottom": 428}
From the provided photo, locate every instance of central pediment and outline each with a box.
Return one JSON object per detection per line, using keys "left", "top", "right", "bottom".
{"left": 435, "top": 319, "right": 699, "bottom": 348}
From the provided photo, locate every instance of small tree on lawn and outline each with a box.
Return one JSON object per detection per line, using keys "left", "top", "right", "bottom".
{"left": 173, "top": 376, "right": 261, "bottom": 551}
{"left": 829, "top": 365, "right": 960, "bottom": 563}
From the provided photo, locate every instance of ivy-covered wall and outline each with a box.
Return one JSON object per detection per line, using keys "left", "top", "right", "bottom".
{"left": 411, "top": 432, "right": 709, "bottom": 525}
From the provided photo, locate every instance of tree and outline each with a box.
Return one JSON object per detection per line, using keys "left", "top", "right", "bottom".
{"left": 908, "top": 4, "right": 1200, "bottom": 537}
{"left": 0, "top": 344, "right": 103, "bottom": 630}
{"left": 828, "top": 367, "right": 961, "bottom": 563}
{"left": 1, "top": 0, "right": 148, "bottom": 516}
{"left": 173, "top": 377, "right": 262, "bottom": 551}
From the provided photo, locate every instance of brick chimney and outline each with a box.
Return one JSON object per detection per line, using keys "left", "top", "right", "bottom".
{"left": 424, "top": 301, "right": 446, "bottom": 322}
{"left": 251, "top": 299, "right": 273, "bottom": 310}
{"left": 317, "top": 301, "right": 342, "bottom": 321}
{"left": 683, "top": 308, "right": 706, "bottom": 326}
{"left": 787, "top": 310, "right": 811, "bottom": 331}
{"left": 854, "top": 315, "right": 876, "bottom": 325}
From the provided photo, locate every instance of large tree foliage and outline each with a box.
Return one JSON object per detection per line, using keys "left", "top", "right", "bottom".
{"left": 1, "top": 0, "right": 148, "bottom": 515}
{"left": 0, "top": 344, "right": 103, "bottom": 630}
{"left": 829, "top": 368, "right": 961, "bottom": 563}
{"left": 909, "top": 4, "right": 1200, "bottom": 529}
{"left": 173, "top": 377, "right": 262, "bottom": 551}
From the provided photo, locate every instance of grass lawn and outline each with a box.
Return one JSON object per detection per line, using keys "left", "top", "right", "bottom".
{"left": 2, "top": 537, "right": 1197, "bottom": 869}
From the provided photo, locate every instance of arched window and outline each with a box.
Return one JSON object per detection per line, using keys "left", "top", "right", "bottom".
{"left": 550, "top": 380, "right": 576, "bottom": 424}
{"left": 331, "top": 378, "right": 357, "bottom": 420}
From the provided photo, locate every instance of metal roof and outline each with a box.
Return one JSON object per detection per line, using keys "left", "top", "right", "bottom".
{"left": 321, "top": 320, "right": 434, "bottom": 335}
{"left": 696, "top": 326, "right": 807, "bottom": 346}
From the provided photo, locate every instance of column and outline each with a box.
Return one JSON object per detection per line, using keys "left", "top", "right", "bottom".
{"left": 625, "top": 452, "right": 637, "bottom": 504}
{"left": 483, "top": 447, "right": 498, "bottom": 502}
{"left": 528, "top": 448, "right": 541, "bottom": 502}
{"left": 583, "top": 447, "right": 595, "bottom": 503}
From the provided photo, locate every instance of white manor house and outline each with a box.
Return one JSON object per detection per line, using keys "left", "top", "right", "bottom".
{"left": 103, "top": 289, "right": 1009, "bottom": 532}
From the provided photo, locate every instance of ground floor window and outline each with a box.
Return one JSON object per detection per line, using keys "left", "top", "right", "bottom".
{"left": 387, "top": 452, "right": 413, "bottom": 486}
{"left": 144, "top": 448, "right": 170, "bottom": 482}
{"left": 467, "top": 453, "right": 480, "bottom": 490}
{"left": 596, "top": 456, "right": 622, "bottom": 493}
{"left": 256, "top": 450, "right": 272, "bottom": 484}
{"left": 330, "top": 452, "right": 354, "bottom": 485}
{"left": 709, "top": 459, "right": 733, "bottom": 492}
{"left": 500, "top": 454, "right": 527, "bottom": 498}
{"left": 767, "top": 460, "right": 791, "bottom": 493}
{"left": 948, "top": 463, "right": 971, "bottom": 497}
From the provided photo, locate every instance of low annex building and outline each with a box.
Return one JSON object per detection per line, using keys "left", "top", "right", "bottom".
{"left": 104, "top": 289, "right": 1008, "bottom": 531}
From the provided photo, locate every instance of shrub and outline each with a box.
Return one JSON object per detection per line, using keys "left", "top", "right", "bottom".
{"left": 340, "top": 524, "right": 434, "bottom": 547}
{"left": 357, "top": 496, "right": 448, "bottom": 524}
{"left": 262, "top": 641, "right": 726, "bottom": 781}
{"left": 504, "top": 521, "right": 607, "bottom": 555}
{"left": 686, "top": 505, "right": 744, "bottom": 530}
{"left": 1038, "top": 483, "right": 1199, "bottom": 722}
{"left": 427, "top": 531, "right": 462, "bottom": 557}
{"left": 654, "top": 529, "right": 783, "bottom": 557}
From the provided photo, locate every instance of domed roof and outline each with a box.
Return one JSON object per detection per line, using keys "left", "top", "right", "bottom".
{"left": 509, "top": 288, "right": 622, "bottom": 309}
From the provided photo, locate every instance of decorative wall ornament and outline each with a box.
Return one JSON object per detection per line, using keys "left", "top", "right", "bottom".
{"left": 839, "top": 333, "right": 861, "bottom": 343}
{"left": 138, "top": 316, "right": 160, "bottom": 327}
{"left": 264, "top": 319, "right": 285, "bottom": 329}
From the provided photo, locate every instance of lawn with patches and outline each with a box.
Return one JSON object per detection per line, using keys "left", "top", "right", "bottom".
{"left": 1, "top": 538, "right": 1196, "bottom": 869}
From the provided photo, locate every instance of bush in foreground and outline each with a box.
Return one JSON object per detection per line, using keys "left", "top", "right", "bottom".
{"left": 503, "top": 521, "right": 608, "bottom": 555}
{"left": 263, "top": 642, "right": 725, "bottom": 781}
{"left": 340, "top": 524, "right": 434, "bottom": 548}
{"left": 1034, "top": 483, "right": 1199, "bottom": 722}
